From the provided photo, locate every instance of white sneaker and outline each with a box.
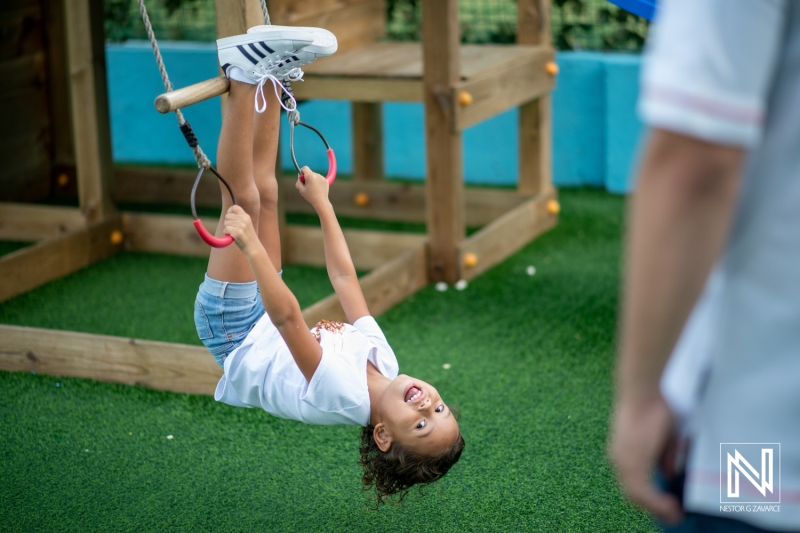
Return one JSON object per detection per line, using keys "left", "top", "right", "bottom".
{"left": 247, "top": 25, "right": 338, "bottom": 78}
{"left": 217, "top": 28, "right": 315, "bottom": 82}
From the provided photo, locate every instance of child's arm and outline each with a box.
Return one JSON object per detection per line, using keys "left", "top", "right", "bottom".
{"left": 223, "top": 206, "right": 322, "bottom": 382}
{"left": 296, "top": 168, "right": 370, "bottom": 324}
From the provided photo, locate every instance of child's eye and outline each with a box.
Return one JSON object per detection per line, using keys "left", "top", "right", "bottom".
{"left": 416, "top": 420, "right": 426, "bottom": 429}
{"left": 435, "top": 405, "right": 444, "bottom": 413}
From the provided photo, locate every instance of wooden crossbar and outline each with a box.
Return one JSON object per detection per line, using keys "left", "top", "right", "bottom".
{"left": 0, "top": 203, "right": 86, "bottom": 241}
{"left": 0, "top": 217, "right": 124, "bottom": 303}
{"left": 459, "top": 190, "right": 557, "bottom": 281}
{"left": 154, "top": 75, "right": 230, "bottom": 114}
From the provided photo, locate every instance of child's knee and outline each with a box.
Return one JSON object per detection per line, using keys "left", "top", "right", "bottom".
{"left": 257, "top": 179, "right": 279, "bottom": 210}
{"left": 235, "top": 186, "right": 261, "bottom": 218}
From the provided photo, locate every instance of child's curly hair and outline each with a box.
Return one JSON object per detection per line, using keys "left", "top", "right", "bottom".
{"left": 357, "top": 422, "right": 465, "bottom": 507}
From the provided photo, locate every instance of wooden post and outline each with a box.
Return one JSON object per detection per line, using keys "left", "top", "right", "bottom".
{"left": 215, "top": 0, "right": 264, "bottom": 111}
{"left": 64, "top": 0, "right": 116, "bottom": 223}
{"left": 422, "top": 0, "right": 464, "bottom": 284}
{"left": 352, "top": 103, "right": 384, "bottom": 180}
{"left": 517, "top": 0, "right": 553, "bottom": 195}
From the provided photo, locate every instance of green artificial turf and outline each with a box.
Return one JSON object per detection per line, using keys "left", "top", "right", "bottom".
{"left": 0, "top": 189, "right": 657, "bottom": 532}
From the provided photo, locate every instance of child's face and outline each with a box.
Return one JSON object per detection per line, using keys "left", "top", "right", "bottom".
{"left": 376, "top": 375, "right": 460, "bottom": 456}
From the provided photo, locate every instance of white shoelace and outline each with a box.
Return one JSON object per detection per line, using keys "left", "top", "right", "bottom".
{"left": 254, "top": 67, "right": 304, "bottom": 114}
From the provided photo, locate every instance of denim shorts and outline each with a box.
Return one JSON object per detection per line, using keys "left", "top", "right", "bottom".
{"left": 194, "top": 273, "right": 274, "bottom": 368}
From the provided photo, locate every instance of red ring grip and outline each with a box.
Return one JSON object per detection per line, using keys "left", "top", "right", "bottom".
{"left": 193, "top": 219, "right": 234, "bottom": 248}
{"left": 299, "top": 149, "right": 337, "bottom": 186}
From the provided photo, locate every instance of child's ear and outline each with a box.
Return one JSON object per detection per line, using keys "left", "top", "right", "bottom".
{"left": 373, "top": 423, "right": 392, "bottom": 452}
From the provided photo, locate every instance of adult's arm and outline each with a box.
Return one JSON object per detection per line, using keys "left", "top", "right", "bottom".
{"left": 610, "top": 129, "right": 743, "bottom": 523}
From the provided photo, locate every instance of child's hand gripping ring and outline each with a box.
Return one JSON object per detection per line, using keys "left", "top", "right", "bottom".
{"left": 191, "top": 166, "right": 236, "bottom": 248}
{"left": 289, "top": 117, "right": 337, "bottom": 186}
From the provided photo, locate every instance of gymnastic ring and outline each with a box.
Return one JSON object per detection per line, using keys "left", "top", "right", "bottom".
{"left": 191, "top": 165, "right": 236, "bottom": 248}
{"left": 289, "top": 120, "right": 337, "bottom": 186}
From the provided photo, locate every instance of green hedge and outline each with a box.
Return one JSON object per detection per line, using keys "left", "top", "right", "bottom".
{"left": 107, "top": 0, "right": 647, "bottom": 51}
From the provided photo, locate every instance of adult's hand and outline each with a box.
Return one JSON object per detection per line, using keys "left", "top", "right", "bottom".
{"left": 609, "top": 393, "right": 683, "bottom": 525}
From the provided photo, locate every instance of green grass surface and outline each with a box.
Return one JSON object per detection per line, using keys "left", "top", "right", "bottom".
{"left": 0, "top": 189, "right": 657, "bottom": 532}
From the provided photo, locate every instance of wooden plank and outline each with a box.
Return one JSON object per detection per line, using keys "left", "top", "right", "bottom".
{"left": 0, "top": 217, "right": 124, "bottom": 303}
{"left": 0, "top": 1, "right": 44, "bottom": 62}
{"left": 517, "top": 0, "right": 553, "bottom": 195}
{"left": 122, "top": 211, "right": 427, "bottom": 270}
{"left": 43, "top": 0, "right": 75, "bottom": 169}
{"left": 214, "top": 0, "right": 264, "bottom": 39}
{"left": 268, "top": 0, "right": 379, "bottom": 27}
{"left": 284, "top": 0, "right": 385, "bottom": 53}
{"left": 113, "top": 165, "right": 220, "bottom": 206}
{"left": 64, "top": 0, "right": 115, "bottom": 224}
{"left": 112, "top": 166, "right": 530, "bottom": 226}
{"left": 422, "top": 0, "right": 464, "bottom": 283}
{"left": 302, "top": 243, "right": 428, "bottom": 327}
{"left": 122, "top": 212, "right": 215, "bottom": 257}
{"left": 0, "top": 325, "right": 221, "bottom": 396}
{"left": 453, "top": 47, "right": 554, "bottom": 131}
{"left": 352, "top": 102, "right": 384, "bottom": 181}
{"left": 293, "top": 76, "right": 421, "bottom": 102}
{"left": 458, "top": 190, "right": 557, "bottom": 281}
{"left": 284, "top": 225, "right": 426, "bottom": 270}
{"left": 155, "top": 75, "right": 230, "bottom": 114}
{"left": 518, "top": 0, "right": 551, "bottom": 46}
{"left": 0, "top": 203, "right": 85, "bottom": 241}
{"left": 518, "top": 96, "right": 553, "bottom": 195}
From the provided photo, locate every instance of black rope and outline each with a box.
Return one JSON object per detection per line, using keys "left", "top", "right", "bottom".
{"left": 179, "top": 121, "right": 199, "bottom": 149}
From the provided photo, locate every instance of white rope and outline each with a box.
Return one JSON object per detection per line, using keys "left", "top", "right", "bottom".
{"left": 137, "top": 0, "right": 213, "bottom": 168}
{"left": 260, "top": 0, "right": 271, "bottom": 25}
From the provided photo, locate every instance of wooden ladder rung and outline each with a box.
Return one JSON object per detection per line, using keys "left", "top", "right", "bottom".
{"left": 154, "top": 75, "right": 230, "bottom": 114}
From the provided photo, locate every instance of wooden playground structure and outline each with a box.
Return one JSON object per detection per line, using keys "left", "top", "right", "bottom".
{"left": 0, "top": 0, "right": 558, "bottom": 395}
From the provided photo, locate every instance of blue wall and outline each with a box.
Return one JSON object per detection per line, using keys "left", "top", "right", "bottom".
{"left": 107, "top": 42, "right": 645, "bottom": 193}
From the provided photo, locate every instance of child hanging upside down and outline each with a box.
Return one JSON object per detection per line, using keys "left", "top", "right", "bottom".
{"left": 195, "top": 25, "right": 464, "bottom": 505}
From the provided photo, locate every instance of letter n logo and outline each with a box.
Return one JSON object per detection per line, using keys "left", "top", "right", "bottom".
{"left": 720, "top": 443, "right": 781, "bottom": 504}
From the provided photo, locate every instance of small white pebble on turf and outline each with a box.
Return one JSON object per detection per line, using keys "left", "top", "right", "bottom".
{"left": 526, "top": 265, "right": 536, "bottom": 276}
{"left": 454, "top": 279, "right": 468, "bottom": 291}
{"left": 435, "top": 282, "right": 448, "bottom": 292}
{"left": 443, "top": 364, "right": 451, "bottom": 370}
{"left": 167, "top": 435, "right": 174, "bottom": 440}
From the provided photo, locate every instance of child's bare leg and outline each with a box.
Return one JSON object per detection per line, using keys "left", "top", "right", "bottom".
{"left": 206, "top": 80, "right": 261, "bottom": 283}
{"left": 252, "top": 85, "right": 283, "bottom": 272}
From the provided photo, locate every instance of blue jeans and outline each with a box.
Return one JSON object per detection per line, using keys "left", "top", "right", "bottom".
{"left": 194, "top": 273, "right": 272, "bottom": 367}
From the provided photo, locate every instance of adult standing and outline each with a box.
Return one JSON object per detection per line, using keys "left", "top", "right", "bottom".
{"left": 609, "top": 0, "right": 800, "bottom": 531}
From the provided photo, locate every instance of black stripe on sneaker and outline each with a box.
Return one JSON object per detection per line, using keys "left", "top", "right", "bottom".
{"left": 221, "top": 63, "right": 231, "bottom": 73}
{"left": 248, "top": 43, "right": 265, "bottom": 59}
{"left": 236, "top": 45, "right": 258, "bottom": 64}
{"left": 259, "top": 41, "right": 275, "bottom": 54}
{"left": 291, "top": 55, "right": 299, "bottom": 61}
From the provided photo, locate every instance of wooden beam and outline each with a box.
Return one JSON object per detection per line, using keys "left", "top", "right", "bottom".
{"left": 0, "top": 203, "right": 85, "bottom": 241}
{"left": 64, "top": 0, "right": 115, "bottom": 223}
{"left": 422, "top": 0, "right": 464, "bottom": 283}
{"left": 458, "top": 191, "right": 557, "bottom": 281}
{"left": 517, "top": 0, "right": 553, "bottom": 195}
{"left": 352, "top": 102, "right": 384, "bottom": 180}
{"left": 0, "top": 325, "right": 221, "bottom": 396}
{"left": 155, "top": 75, "right": 230, "bottom": 114}
{"left": 43, "top": 0, "right": 74, "bottom": 170}
{"left": 518, "top": 96, "right": 553, "bottom": 195}
{"left": 302, "top": 243, "right": 428, "bottom": 327}
{"left": 0, "top": 217, "right": 124, "bottom": 303}
{"left": 284, "top": 225, "right": 426, "bottom": 269}
{"left": 453, "top": 47, "right": 554, "bottom": 131}
{"left": 113, "top": 166, "right": 531, "bottom": 226}
{"left": 121, "top": 211, "right": 427, "bottom": 270}
{"left": 122, "top": 212, "right": 214, "bottom": 257}
{"left": 214, "top": 0, "right": 263, "bottom": 38}
{"left": 292, "top": 76, "right": 421, "bottom": 102}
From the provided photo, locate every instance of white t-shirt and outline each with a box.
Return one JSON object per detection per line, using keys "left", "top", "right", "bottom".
{"left": 214, "top": 315, "right": 399, "bottom": 426}
{"left": 643, "top": 0, "right": 800, "bottom": 529}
